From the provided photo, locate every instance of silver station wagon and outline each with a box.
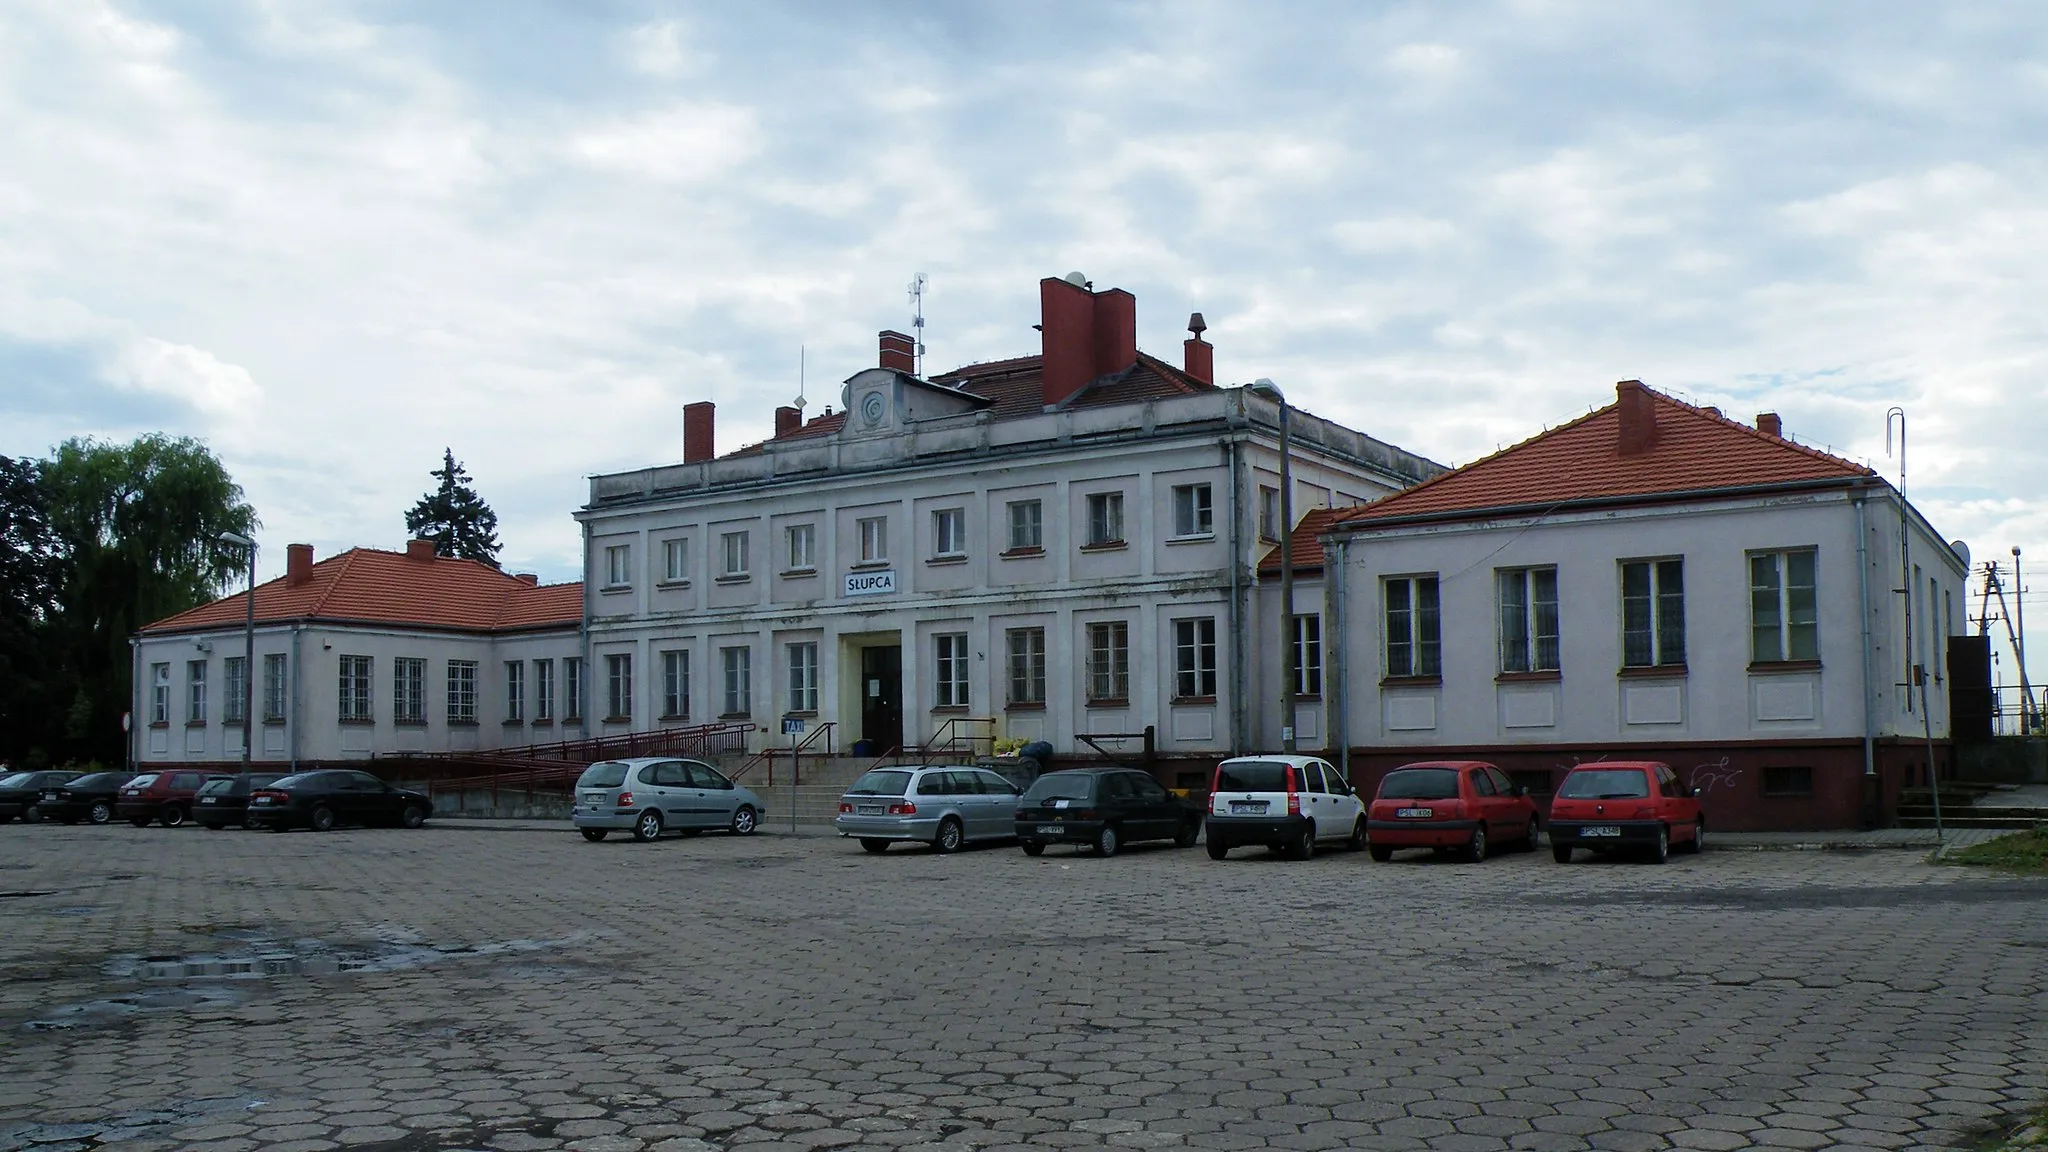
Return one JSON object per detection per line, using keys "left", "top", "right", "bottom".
{"left": 572, "top": 757, "right": 765, "bottom": 843}
{"left": 834, "top": 765, "right": 1022, "bottom": 854}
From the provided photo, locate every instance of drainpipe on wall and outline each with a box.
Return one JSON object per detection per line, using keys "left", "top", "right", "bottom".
{"left": 1854, "top": 491, "right": 1878, "bottom": 826}
{"left": 1329, "top": 535, "right": 1349, "bottom": 783}
{"left": 128, "top": 638, "right": 140, "bottom": 776}
{"left": 581, "top": 517, "right": 594, "bottom": 742}
{"left": 1224, "top": 436, "right": 1245, "bottom": 756}
{"left": 290, "top": 623, "right": 303, "bottom": 770}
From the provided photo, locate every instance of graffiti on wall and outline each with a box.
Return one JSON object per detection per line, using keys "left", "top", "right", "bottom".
{"left": 1688, "top": 757, "right": 1743, "bottom": 795}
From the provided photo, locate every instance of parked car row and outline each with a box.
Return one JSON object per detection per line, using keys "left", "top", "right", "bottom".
{"left": 0, "top": 768, "right": 432, "bottom": 833}
{"left": 820, "top": 756, "right": 1705, "bottom": 865}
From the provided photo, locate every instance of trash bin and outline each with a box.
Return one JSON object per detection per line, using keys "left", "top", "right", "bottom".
{"left": 851, "top": 739, "right": 874, "bottom": 759}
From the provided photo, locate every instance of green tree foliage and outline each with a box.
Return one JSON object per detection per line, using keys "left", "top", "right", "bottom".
{"left": 37, "top": 435, "right": 257, "bottom": 763}
{"left": 0, "top": 455, "right": 60, "bottom": 765}
{"left": 404, "top": 448, "right": 501, "bottom": 568}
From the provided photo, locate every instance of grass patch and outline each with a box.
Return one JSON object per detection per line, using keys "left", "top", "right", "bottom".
{"left": 1967, "top": 1102, "right": 2048, "bottom": 1150}
{"left": 1942, "top": 829, "right": 2048, "bottom": 876}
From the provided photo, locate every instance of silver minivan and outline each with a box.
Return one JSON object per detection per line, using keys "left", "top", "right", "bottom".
{"left": 572, "top": 757, "right": 766, "bottom": 843}
{"left": 834, "top": 765, "right": 1022, "bottom": 853}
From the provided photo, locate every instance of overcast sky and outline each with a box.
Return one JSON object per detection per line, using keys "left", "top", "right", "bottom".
{"left": 5, "top": 1, "right": 2046, "bottom": 689}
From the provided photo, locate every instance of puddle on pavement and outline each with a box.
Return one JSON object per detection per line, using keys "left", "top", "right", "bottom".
{"left": 24, "top": 987, "right": 244, "bottom": 1032}
{"left": 0, "top": 1094, "right": 269, "bottom": 1148}
{"left": 105, "top": 931, "right": 597, "bottom": 983}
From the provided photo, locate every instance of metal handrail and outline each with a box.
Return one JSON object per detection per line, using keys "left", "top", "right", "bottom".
{"left": 734, "top": 721, "right": 838, "bottom": 785}
{"left": 379, "top": 721, "right": 757, "bottom": 782}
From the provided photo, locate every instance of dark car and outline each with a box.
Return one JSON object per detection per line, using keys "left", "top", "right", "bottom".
{"left": 0, "top": 771, "right": 83, "bottom": 823}
{"left": 1014, "top": 766, "right": 1203, "bottom": 858}
{"left": 247, "top": 770, "right": 431, "bottom": 832}
{"left": 38, "top": 772, "right": 138, "bottom": 825}
{"left": 193, "top": 773, "right": 288, "bottom": 830}
{"left": 117, "top": 769, "right": 225, "bottom": 827}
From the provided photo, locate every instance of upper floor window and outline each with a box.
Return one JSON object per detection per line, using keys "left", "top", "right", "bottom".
{"left": 721, "top": 531, "right": 749, "bottom": 577}
{"left": 604, "top": 653, "right": 632, "bottom": 721}
{"left": 338, "top": 655, "right": 373, "bottom": 721}
{"left": 604, "top": 544, "right": 631, "bottom": 588}
{"left": 393, "top": 657, "right": 425, "bottom": 723}
{"left": 447, "top": 659, "right": 478, "bottom": 724}
{"left": 1497, "top": 567, "right": 1560, "bottom": 673}
{"left": 858, "top": 516, "right": 888, "bottom": 564}
{"left": 932, "top": 509, "right": 966, "bottom": 558}
{"left": 785, "top": 524, "right": 815, "bottom": 571}
{"left": 1172, "top": 483, "right": 1214, "bottom": 538}
{"left": 1172, "top": 617, "right": 1217, "bottom": 699}
{"left": 1259, "top": 485, "right": 1280, "bottom": 542}
{"left": 1750, "top": 548, "right": 1818, "bottom": 663}
{"left": 662, "top": 537, "right": 689, "bottom": 583}
{"left": 1385, "top": 576, "right": 1441, "bottom": 678}
{"left": 1622, "top": 559, "right": 1686, "bottom": 668}
{"left": 1085, "top": 492, "right": 1125, "bottom": 547}
{"left": 1007, "top": 500, "right": 1043, "bottom": 551}
{"left": 186, "top": 660, "right": 208, "bottom": 724}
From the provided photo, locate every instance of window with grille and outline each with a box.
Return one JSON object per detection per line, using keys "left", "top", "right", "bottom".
{"left": 339, "top": 655, "right": 373, "bottom": 721}
{"left": 447, "top": 660, "right": 478, "bottom": 723}
{"left": 393, "top": 657, "right": 425, "bottom": 723}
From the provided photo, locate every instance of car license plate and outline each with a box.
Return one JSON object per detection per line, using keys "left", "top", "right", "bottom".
{"left": 200, "top": 798, "right": 217, "bottom": 805}
{"left": 251, "top": 797, "right": 271, "bottom": 806}
{"left": 581, "top": 792, "right": 606, "bottom": 806}
{"left": 857, "top": 805, "right": 884, "bottom": 815}
{"left": 1396, "top": 807, "right": 1434, "bottom": 818}
{"left": 1035, "top": 824, "right": 1061, "bottom": 835}
{"left": 42, "top": 792, "right": 59, "bottom": 802}
{"left": 1583, "top": 825, "right": 1621, "bottom": 837}
{"left": 124, "top": 790, "right": 140, "bottom": 797}
{"left": 1228, "top": 801, "right": 1267, "bottom": 814}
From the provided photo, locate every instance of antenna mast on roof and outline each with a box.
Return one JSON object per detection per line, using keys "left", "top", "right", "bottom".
{"left": 795, "top": 345, "right": 806, "bottom": 411}
{"left": 908, "top": 272, "right": 928, "bottom": 376}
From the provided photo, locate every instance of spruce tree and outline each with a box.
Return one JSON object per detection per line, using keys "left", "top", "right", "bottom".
{"left": 405, "top": 449, "right": 502, "bottom": 568}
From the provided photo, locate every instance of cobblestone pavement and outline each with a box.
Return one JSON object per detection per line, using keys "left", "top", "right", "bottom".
{"left": 0, "top": 823, "right": 2043, "bottom": 1152}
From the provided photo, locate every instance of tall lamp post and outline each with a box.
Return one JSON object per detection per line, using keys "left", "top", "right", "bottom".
{"left": 218, "top": 531, "right": 256, "bottom": 767}
{"left": 1247, "top": 378, "right": 1295, "bottom": 753}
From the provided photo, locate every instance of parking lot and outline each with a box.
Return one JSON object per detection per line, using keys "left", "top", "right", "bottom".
{"left": 1, "top": 823, "right": 2044, "bottom": 1152}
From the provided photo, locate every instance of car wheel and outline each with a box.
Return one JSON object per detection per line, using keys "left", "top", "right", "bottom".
{"left": 1369, "top": 844, "right": 1394, "bottom": 862}
{"left": 933, "top": 817, "right": 964, "bottom": 854}
{"left": 632, "top": 811, "right": 663, "bottom": 842}
{"left": 1466, "top": 825, "right": 1488, "bottom": 863}
{"left": 89, "top": 802, "right": 114, "bottom": 825}
{"left": 1206, "top": 839, "right": 1228, "bottom": 860}
{"left": 1094, "top": 824, "right": 1120, "bottom": 858}
{"left": 1683, "top": 818, "right": 1705, "bottom": 855}
{"left": 22, "top": 804, "right": 39, "bottom": 822}
{"left": 581, "top": 828, "right": 608, "bottom": 843}
{"left": 242, "top": 813, "right": 258, "bottom": 830}
{"left": 860, "top": 838, "right": 890, "bottom": 854}
{"left": 400, "top": 805, "right": 427, "bottom": 830}
{"left": 730, "top": 806, "right": 759, "bottom": 836}
{"left": 1552, "top": 844, "right": 1573, "bottom": 864}
{"left": 1649, "top": 825, "right": 1670, "bottom": 864}
{"left": 160, "top": 804, "right": 186, "bottom": 828}
{"left": 1291, "top": 824, "right": 1315, "bottom": 861}
{"left": 1347, "top": 818, "right": 1368, "bottom": 852}
{"left": 311, "top": 805, "right": 337, "bottom": 833}
{"left": 1174, "top": 820, "right": 1200, "bottom": 849}
{"left": 1523, "top": 819, "right": 1541, "bottom": 852}
{"left": 1021, "top": 841, "right": 1045, "bottom": 857}
{"left": 129, "top": 815, "right": 154, "bottom": 828}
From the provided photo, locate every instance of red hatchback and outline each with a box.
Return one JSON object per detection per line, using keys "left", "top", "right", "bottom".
{"left": 1367, "top": 761, "right": 1540, "bottom": 862}
{"left": 1548, "top": 761, "right": 1703, "bottom": 864}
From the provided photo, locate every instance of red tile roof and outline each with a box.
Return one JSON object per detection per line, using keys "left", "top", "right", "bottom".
{"left": 1258, "top": 506, "right": 1363, "bottom": 576}
{"left": 142, "top": 548, "right": 582, "bottom": 635}
{"left": 1332, "top": 383, "right": 1874, "bottom": 528}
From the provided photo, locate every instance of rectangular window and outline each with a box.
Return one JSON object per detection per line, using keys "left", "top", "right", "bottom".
{"left": 787, "top": 642, "right": 818, "bottom": 712}
{"left": 223, "top": 656, "right": 247, "bottom": 725}
{"left": 721, "top": 646, "right": 751, "bottom": 716}
{"left": 1007, "top": 500, "right": 1043, "bottom": 551}
{"left": 660, "top": 650, "right": 689, "bottom": 719}
{"left": 721, "top": 531, "right": 749, "bottom": 577}
{"left": 150, "top": 662, "right": 170, "bottom": 724}
{"left": 1085, "top": 492, "right": 1124, "bottom": 547}
{"left": 564, "top": 657, "right": 584, "bottom": 721}
{"left": 504, "top": 661, "right": 525, "bottom": 722}
{"left": 1749, "top": 548, "right": 1819, "bottom": 663}
{"left": 605, "top": 544, "right": 631, "bottom": 587}
{"left": 263, "top": 654, "right": 288, "bottom": 721}
{"left": 447, "top": 660, "right": 478, "bottom": 724}
{"left": 662, "top": 537, "right": 689, "bottom": 582}
{"left": 785, "top": 524, "right": 815, "bottom": 571}
{"left": 1293, "top": 614, "right": 1323, "bottom": 697}
{"left": 858, "top": 516, "right": 888, "bottom": 563}
{"left": 1497, "top": 567, "right": 1561, "bottom": 673}
{"left": 393, "top": 657, "right": 425, "bottom": 723}
{"left": 604, "top": 654, "right": 631, "bottom": 721}
{"left": 1087, "top": 621, "right": 1130, "bottom": 703}
{"left": 338, "top": 655, "right": 373, "bottom": 721}
{"left": 1384, "top": 576, "right": 1442, "bottom": 678}
{"left": 1172, "top": 617, "right": 1218, "bottom": 699}
{"left": 1762, "top": 765, "right": 1814, "bottom": 797}
{"left": 935, "top": 633, "right": 970, "bottom": 707}
{"left": 1621, "top": 559, "right": 1687, "bottom": 668}
{"left": 534, "top": 658, "right": 555, "bottom": 721}
{"left": 1259, "top": 485, "right": 1280, "bottom": 542}
{"left": 1006, "top": 627, "right": 1046, "bottom": 705}
{"left": 185, "top": 660, "right": 208, "bottom": 724}
{"left": 1172, "top": 483, "right": 1214, "bottom": 537}
{"left": 932, "top": 508, "right": 965, "bottom": 557}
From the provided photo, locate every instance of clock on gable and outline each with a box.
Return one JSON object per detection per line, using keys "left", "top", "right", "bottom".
{"left": 859, "top": 390, "right": 888, "bottom": 428}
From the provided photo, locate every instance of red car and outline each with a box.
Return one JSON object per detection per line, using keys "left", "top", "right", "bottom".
{"left": 1366, "top": 761, "right": 1540, "bottom": 862}
{"left": 116, "top": 769, "right": 227, "bottom": 828}
{"left": 1548, "top": 761, "right": 1703, "bottom": 864}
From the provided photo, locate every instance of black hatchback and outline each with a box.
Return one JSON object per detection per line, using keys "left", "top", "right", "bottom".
{"left": 38, "top": 772, "right": 137, "bottom": 825}
{"left": 247, "top": 770, "right": 431, "bottom": 832}
{"left": 0, "top": 771, "right": 82, "bottom": 823}
{"left": 193, "top": 773, "right": 287, "bottom": 830}
{"left": 1014, "top": 767, "right": 1203, "bottom": 857}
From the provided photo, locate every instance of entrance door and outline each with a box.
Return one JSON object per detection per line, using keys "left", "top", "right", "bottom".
{"left": 860, "top": 645, "right": 903, "bottom": 752}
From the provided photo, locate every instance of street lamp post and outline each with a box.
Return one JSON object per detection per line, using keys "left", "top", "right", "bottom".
{"left": 1248, "top": 379, "right": 1296, "bottom": 753}
{"left": 219, "top": 531, "right": 256, "bottom": 767}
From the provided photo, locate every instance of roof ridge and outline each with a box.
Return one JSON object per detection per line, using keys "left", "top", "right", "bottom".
{"left": 307, "top": 548, "right": 362, "bottom": 618}
{"left": 1651, "top": 390, "right": 1874, "bottom": 476}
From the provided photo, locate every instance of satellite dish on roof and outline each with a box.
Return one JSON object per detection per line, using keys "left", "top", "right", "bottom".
{"left": 1063, "top": 271, "right": 1089, "bottom": 288}
{"left": 1952, "top": 541, "right": 1971, "bottom": 569}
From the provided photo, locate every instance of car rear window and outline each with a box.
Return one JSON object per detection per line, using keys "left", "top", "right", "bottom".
{"left": 1215, "top": 761, "right": 1290, "bottom": 792}
{"left": 0, "top": 773, "right": 32, "bottom": 788}
{"left": 1378, "top": 768, "right": 1460, "bottom": 800}
{"left": 198, "top": 779, "right": 235, "bottom": 796}
{"left": 72, "top": 773, "right": 124, "bottom": 789}
{"left": 266, "top": 773, "right": 313, "bottom": 789}
{"left": 125, "top": 774, "right": 159, "bottom": 789}
{"left": 845, "top": 770, "right": 912, "bottom": 797}
{"left": 576, "top": 762, "right": 630, "bottom": 789}
{"left": 1022, "top": 774, "right": 1096, "bottom": 803}
{"left": 1558, "top": 769, "right": 1651, "bottom": 799}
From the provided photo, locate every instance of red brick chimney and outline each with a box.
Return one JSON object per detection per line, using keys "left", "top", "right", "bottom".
{"left": 1039, "top": 276, "right": 1141, "bottom": 408}
{"left": 514, "top": 572, "right": 539, "bottom": 586}
{"left": 878, "top": 330, "right": 915, "bottom": 374}
{"left": 684, "top": 401, "right": 715, "bottom": 463}
{"left": 1616, "top": 380, "right": 1660, "bottom": 457}
{"left": 1756, "top": 412, "right": 1783, "bottom": 438}
{"left": 1182, "top": 312, "right": 1213, "bottom": 385}
{"left": 774, "top": 405, "right": 802, "bottom": 438}
{"left": 286, "top": 543, "right": 313, "bottom": 586}
{"left": 406, "top": 538, "right": 437, "bottom": 562}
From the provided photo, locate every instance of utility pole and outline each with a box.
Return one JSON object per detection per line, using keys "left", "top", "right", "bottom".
{"left": 2015, "top": 547, "right": 2034, "bottom": 734}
